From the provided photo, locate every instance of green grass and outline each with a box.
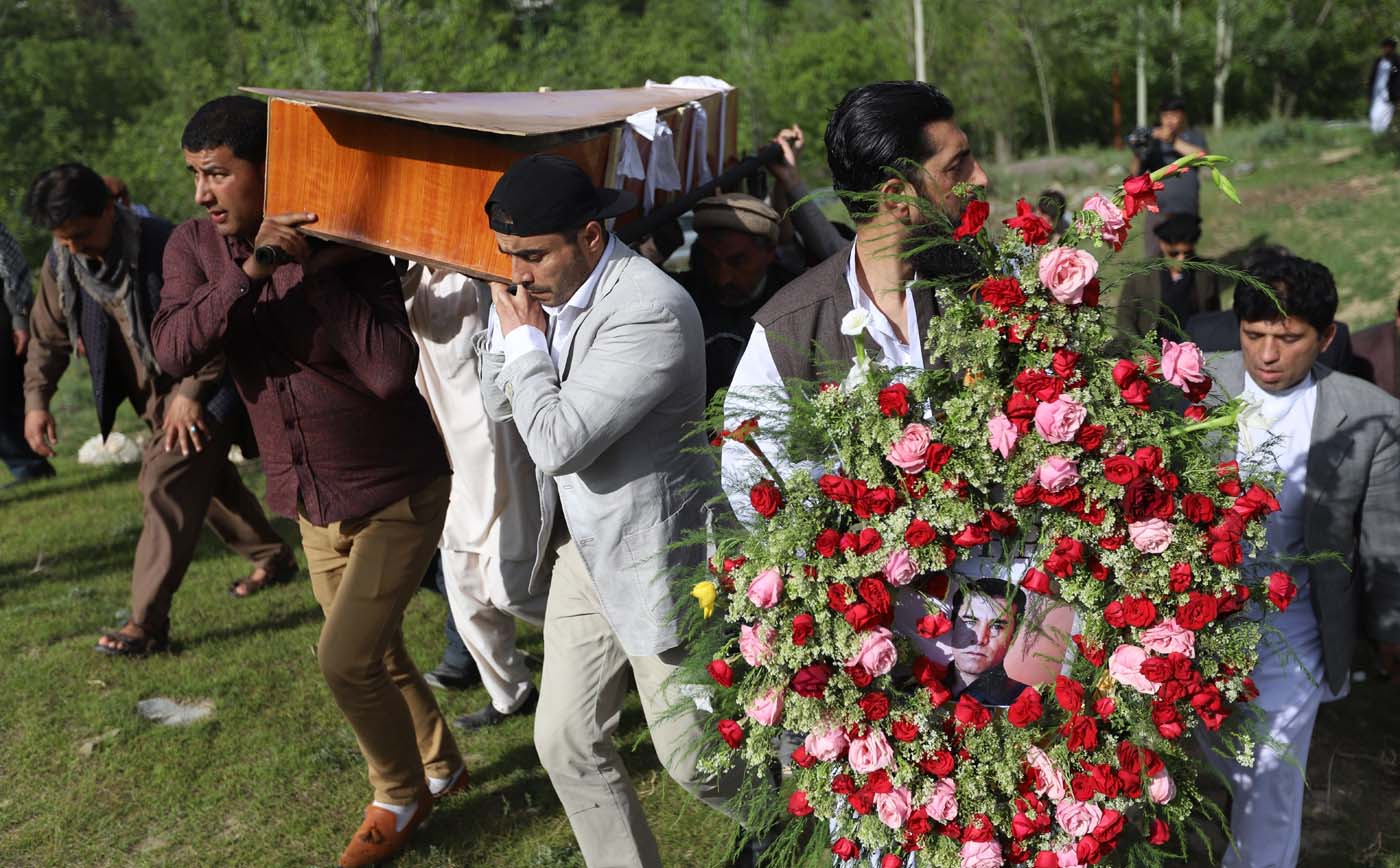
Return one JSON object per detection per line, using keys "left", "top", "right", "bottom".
{"left": 3, "top": 118, "right": 1400, "bottom": 867}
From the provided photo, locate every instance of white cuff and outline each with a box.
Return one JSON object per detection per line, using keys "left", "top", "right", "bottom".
{"left": 503, "top": 324, "right": 549, "bottom": 366}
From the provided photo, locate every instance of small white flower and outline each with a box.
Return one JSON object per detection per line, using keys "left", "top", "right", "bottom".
{"left": 840, "top": 308, "right": 871, "bottom": 337}
{"left": 842, "top": 356, "right": 870, "bottom": 392}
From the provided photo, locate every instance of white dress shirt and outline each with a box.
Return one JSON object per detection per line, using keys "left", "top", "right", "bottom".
{"left": 489, "top": 235, "right": 617, "bottom": 371}
{"left": 721, "top": 245, "right": 923, "bottom": 519}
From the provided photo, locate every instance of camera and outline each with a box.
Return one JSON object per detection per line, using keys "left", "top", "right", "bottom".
{"left": 1125, "top": 126, "right": 1154, "bottom": 156}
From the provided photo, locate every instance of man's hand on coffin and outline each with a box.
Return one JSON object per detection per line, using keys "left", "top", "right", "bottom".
{"left": 767, "top": 124, "right": 805, "bottom": 190}
{"left": 244, "top": 212, "right": 317, "bottom": 281}
{"left": 490, "top": 281, "right": 547, "bottom": 337}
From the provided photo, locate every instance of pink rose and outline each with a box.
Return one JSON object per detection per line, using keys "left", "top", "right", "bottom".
{"left": 1148, "top": 768, "right": 1177, "bottom": 805}
{"left": 1140, "top": 617, "right": 1196, "bottom": 658}
{"left": 1038, "top": 247, "right": 1099, "bottom": 305}
{"left": 803, "top": 726, "right": 849, "bottom": 761}
{"left": 1035, "top": 396, "right": 1087, "bottom": 444}
{"left": 1055, "top": 798, "right": 1104, "bottom": 837}
{"left": 1128, "top": 518, "right": 1174, "bottom": 554}
{"left": 925, "top": 777, "right": 959, "bottom": 821}
{"left": 988, "top": 412, "right": 1019, "bottom": 459}
{"left": 1055, "top": 846, "right": 1086, "bottom": 868}
{"left": 1026, "top": 746, "right": 1068, "bottom": 801}
{"left": 960, "top": 839, "right": 1004, "bottom": 868}
{"left": 1036, "top": 456, "right": 1080, "bottom": 493}
{"left": 744, "top": 687, "right": 784, "bottom": 726}
{"left": 847, "top": 729, "right": 894, "bottom": 774}
{"left": 738, "top": 623, "right": 777, "bottom": 667}
{"left": 1080, "top": 193, "right": 1128, "bottom": 249}
{"left": 746, "top": 568, "right": 784, "bottom": 608}
{"left": 1160, "top": 339, "right": 1207, "bottom": 389}
{"left": 875, "top": 785, "right": 913, "bottom": 829}
{"left": 886, "top": 423, "right": 933, "bottom": 473}
{"left": 883, "top": 548, "right": 918, "bottom": 587}
{"left": 846, "top": 627, "right": 898, "bottom": 676}
{"left": 1107, "top": 644, "right": 1159, "bottom": 695}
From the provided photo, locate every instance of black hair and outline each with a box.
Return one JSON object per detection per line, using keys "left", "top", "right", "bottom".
{"left": 1154, "top": 212, "right": 1202, "bottom": 245}
{"left": 1234, "top": 253, "right": 1338, "bottom": 333}
{"left": 1383, "top": 36, "right": 1397, "bottom": 48}
{"left": 824, "top": 81, "right": 956, "bottom": 222}
{"left": 181, "top": 95, "right": 268, "bottom": 164}
{"left": 950, "top": 578, "right": 1028, "bottom": 621}
{"left": 1158, "top": 95, "right": 1189, "bottom": 114}
{"left": 23, "top": 163, "right": 111, "bottom": 230}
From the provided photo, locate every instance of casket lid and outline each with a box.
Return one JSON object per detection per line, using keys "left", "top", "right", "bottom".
{"left": 241, "top": 85, "right": 729, "bottom": 137}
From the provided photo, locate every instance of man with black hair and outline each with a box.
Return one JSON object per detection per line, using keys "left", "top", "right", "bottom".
{"left": 0, "top": 219, "right": 55, "bottom": 485}
{"left": 1115, "top": 212, "right": 1223, "bottom": 342}
{"left": 1129, "top": 96, "right": 1207, "bottom": 256}
{"left": 21, "top": 162, "right": 293, "bottom": 655}
{"left": 150, "top": 95, "right": 464, "bottom": 868}
{"left": 1201, "top": 253, "right": 1400, "bottom": 868}
{"left": 722, "top": 81, "right": 988, "bottom": 515}
{"left": 943, "top": 578, "right": 1029, "bottom": 707}
{"left": 1368, "top": 37, "right": 1400, "bottom": 134}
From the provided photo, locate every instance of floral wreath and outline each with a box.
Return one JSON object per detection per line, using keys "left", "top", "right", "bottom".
{"left": 684, "top": 155, "right": 1296, "bottom": 868}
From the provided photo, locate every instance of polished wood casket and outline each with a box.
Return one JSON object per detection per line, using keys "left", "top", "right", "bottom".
{"left": 244, "top": 85, "right": 740, "bottom": 281}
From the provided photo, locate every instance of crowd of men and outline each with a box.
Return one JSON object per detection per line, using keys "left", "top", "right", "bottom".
{"left": 1, "top": 77, "right": 1397, "bottom": 868}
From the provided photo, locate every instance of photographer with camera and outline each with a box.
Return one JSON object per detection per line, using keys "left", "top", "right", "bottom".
{"left": 1127, "top": 96, "right": 1207, "bottom": 256}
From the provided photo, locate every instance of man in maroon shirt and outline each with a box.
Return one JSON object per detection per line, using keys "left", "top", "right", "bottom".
{"left": 150, "top": 95, "right": 464, "bottom": 868}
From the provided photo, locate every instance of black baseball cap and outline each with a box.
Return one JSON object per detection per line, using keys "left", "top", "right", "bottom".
{"left": 485, "top": 154, "right": 636, "bottom": 236}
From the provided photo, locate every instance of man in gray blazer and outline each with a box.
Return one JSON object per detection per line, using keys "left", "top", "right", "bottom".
{"left": 1201, "top": 254, "right": 1400, "bottom": 868}
{"left": 476, "top": 155, "right": 741, "bottom": 868}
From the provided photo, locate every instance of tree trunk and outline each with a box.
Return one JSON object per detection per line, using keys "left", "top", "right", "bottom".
{"left": 1111, "top": 66, "right": 1124, "bottom": 148}
{"left": 1212, "top": 0, "right": 1232, "bottom": 134}
{"left": 1017, "top": 12, "right": 1057, "bottom": 155}
{"left": 1135, "top": 2, "right": 1148, "bottom": 128}
{"left": 365, "top": 0, "right": 384, "bottom": 92}
{"left": 1171, "top": 0, "right": 1182, "bottom": 94}
{"left": 912, "top": 0, "right": 926, "bottom": 82}
{"left": 994, "top": 128, "right": 1013, "bottom": 166}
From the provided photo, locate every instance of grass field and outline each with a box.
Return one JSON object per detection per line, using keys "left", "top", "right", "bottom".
{"left": 2, "top": 119, "right": 1399, "bottom": 868}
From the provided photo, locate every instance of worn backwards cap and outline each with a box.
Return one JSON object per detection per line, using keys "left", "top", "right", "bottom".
{"left": 692, "top": 193, "right": 781, "bottom": 245}
{"left": 485, "top": 154, "right": 636, "bottom": 236}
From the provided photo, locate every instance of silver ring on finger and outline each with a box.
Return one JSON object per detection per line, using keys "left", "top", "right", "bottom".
{"left": 188, "top": 425, "right": 199, "bottom": 433}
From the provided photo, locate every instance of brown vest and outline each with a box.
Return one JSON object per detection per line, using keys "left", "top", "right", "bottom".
{"left": 753, "top": 243, "right": 939, "bottom": 383}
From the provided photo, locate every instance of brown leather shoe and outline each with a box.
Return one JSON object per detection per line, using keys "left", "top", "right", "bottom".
{"left": 338, "top": 798, "right": 431, "bottom": 868}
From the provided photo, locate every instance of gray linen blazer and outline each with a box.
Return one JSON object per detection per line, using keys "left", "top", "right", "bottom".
{"left": 1208, "top": 352, "right": 1400, "bottom": 692}
{"left": 476, "top": 243, "right": 715, "bottom": 656}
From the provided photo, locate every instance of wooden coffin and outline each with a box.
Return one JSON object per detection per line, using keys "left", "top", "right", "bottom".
{"left": 244, "top": 85, "right": 740, "bottom": 281}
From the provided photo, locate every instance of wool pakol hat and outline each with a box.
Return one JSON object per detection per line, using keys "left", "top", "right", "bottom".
{"left": 485, "top": 154, "right": 636, "bottom": 236}
{"left": 692, "top": 193, "right": 781, "bottom": 245}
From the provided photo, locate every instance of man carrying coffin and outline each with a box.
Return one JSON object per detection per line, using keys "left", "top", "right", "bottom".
{"left": 1201, "top": 253, "right": 1400, "bottom": 868}
{"left": 477, "top": 154, "right": 749, "bottom": 867}
{"left": 150, "top": 95, "right": 464, "bottom": 868}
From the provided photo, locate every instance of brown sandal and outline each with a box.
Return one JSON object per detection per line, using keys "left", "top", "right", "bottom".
{"left": 229, "top": 556, "right": 298, "bottom": 598}
{"left": 95, "top": 623, "right": 169, "bottom": 657}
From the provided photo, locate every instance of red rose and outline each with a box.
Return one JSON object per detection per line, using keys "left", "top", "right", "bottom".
{"left": 912, "top": 655, "right": 948, "bottom": 687}
{"left": 925, "top": 442, "right": 953, "bottom": 474}
{"left": 749, "top": 479, "right": 783, "bottom": 518}
{"left": 1208, "top": 539, "right": 1243, "bottom": 566}
{"left": 1184, "top": 404, "right": 1208, "bottom": 422}
{"left": 787, "top": 790, "right": 813, "bottom": 817}
{"left": 1021, "top": 567, "right": 1052, "bottom": 595}
{"left": 1268, "top": 571, "right": 1297, "bottom": 612}
{"left": 790, "top": 663, "right": 832, "bottom": 698}
{"left": 878, "top": 382, "right": 911, "bottom": 417}
{"left": 926, "top": 681, "right": 952, "bottom": 708}
{"left": 1122, "top": 172, "right": 1164, "bottom": 218}
{"left": 1181, "top": 493, "right": 1216, "bottom": 524}
{"left": 981, "top": 276, "right": 1027, "bottom": 312}
{"left": 954, "top": 694, "right": 991, "bottom": 729}
{"left": 906, "top": 806, "right": 934, "bottom": 839}
{"left": 1151, "top": 702, "right": 1184, "bottom": 740}
{"left": 859, "top": 691, "right": 891, "bottom": 721}
{"left": 1120, "top": 378, "right": 1152, "bottom": 410}
{"left": 1149, "top": 818, "right": 1171, "bottom": 845}
{"left": 1075, "top": 836, "right": 1105, "bottom": 866}
{"left": 706, "top": 659, "right": 733, "bottom": 688}
{"left": 1061, "top": 714, "right": 1099, "bottom": 752}
{"left": 1101, "top": 456, "right": 1138, "bottom": 485}
{"left": 831, "top": 838, "right": 859, "bottom": 861}
{"left": 827, "top": 583, "right": 850, "bottom": 613}
{"left": 952, "top": 522, "right": 992, "bottom": 548}
{"left": 717, "top": 719, "right": 743, "bottom": 748}
{"left": 904, "top": 518, "right": 935, "bottom": 548}
{"left": 1007, "top": 686, "right": 1043, "bottom": 727}
{"left": 831, "top": 774, "right": 856, "bottom": 795}
{"left": 1132, "top": 445, "right": 1162, "bottom": 473}
{"left": 1094, "top": 696, "right": 1116, "bottom": 719}
{"left": 813, "top": 528, "right": 840, "bottom": 558}
{"left": 1176, "top": 592, "right": 1218, "bottom": 630}
{"left": 855, "top": 527, "right": 883, "bottom": 555}
{"left": 787, "top": 746, "right": 815, "bottom": 768}
{"left": 1218, "top": 477, "right": 1243, "bottom": 497}
{"left": 920, "top": 749, "right": 956, "bottom": 777}
{"left": 917, "top": 612, "right": 952, "bottom": 638}
{"left": 848, "top": 789, "right": 874, "bottom": 816}
{"left": 1054, "top": 675, "right": 1085, "bottom": 713}
{"left": 983, "top": 509, "right": 1017, "bottom": 535}
{"left": 1040, "top": 485, "right": 1084, "bottom": 510}
{"left": 791, "top": 612, "right": 815, "bottom": 646}
{"left": 1121, "top": 476, "right": 1171, "bottom": 522}
{"left": 1184, "top": 374, "right": 1213, "bottom": 403}
{"left": 880, "top": 855, "right": 903, "bottom": 868}
{"left": 891, "top": 719, "right": 920, "bottom": 742}
{"left": 1120, "top": 595, "right": 1158, "bottom": 627}
{"left": 844, "top": 604, "right": 881, "bottom": 633}
{"left": 862, "top": 486, "right": 900, "bottom": 516}
{"left": 954, "top": 199, "right": 990, "bottom": 240}
{"left": 1004, "top": 198, "right": 1052, "bottom": 245}
{"left": 1052, "top": 348, "right": 1081, "bottom": 379}
{"left": 1074, "top": 423, "right": 1106, "bottom": 451}
{"left": 963, "top": 813, "right": 996, "bottom": 843}
{"left": 1073, "top": 634, "right": 1106, "bottom": 666}
{"left": 819, "top": 474, "right": 858, "bottom": 503}
{"left": 1015, "top": 369, "right": 1063, "bottom": 403}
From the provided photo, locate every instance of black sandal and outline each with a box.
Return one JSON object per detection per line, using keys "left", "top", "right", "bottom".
{"left": 228, "top": 556, "right": 298, "bottom": 598}
{"left": 95, "top": 625, "right": 170, "bottom": 657}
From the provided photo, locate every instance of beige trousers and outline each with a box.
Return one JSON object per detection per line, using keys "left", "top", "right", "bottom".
{"left": 440, "top": 549, "right": 547, "bottom": 714}
{"left": 298, "top": 476, "right": 462, "bottom": 805}
{"left": 534, "top": 531, "right": 742, "bottom": 868}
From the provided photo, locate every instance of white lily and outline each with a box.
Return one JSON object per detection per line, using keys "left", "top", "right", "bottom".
{"left": 840, "top": 308, "right": 871, "bottom": 337}
{"left": 1235, "top": 395, "right": 1274, "bottom": 454}
{"left": 842, "top": 355, "right": 871, "bottom": 392}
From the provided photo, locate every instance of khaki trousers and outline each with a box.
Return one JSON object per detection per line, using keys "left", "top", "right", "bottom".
{"left": 299, "top": 476, "right": 463, "bottom": 805}
{"left": 130, "top": 418, "right": 290, "bottom": 635}
{"left": 534, "top": 530, "right": 742, "bottom": 868}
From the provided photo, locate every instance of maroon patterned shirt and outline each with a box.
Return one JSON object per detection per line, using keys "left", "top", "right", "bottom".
{"left": 151, "top": 218, "right": 449, "bottom": 525}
